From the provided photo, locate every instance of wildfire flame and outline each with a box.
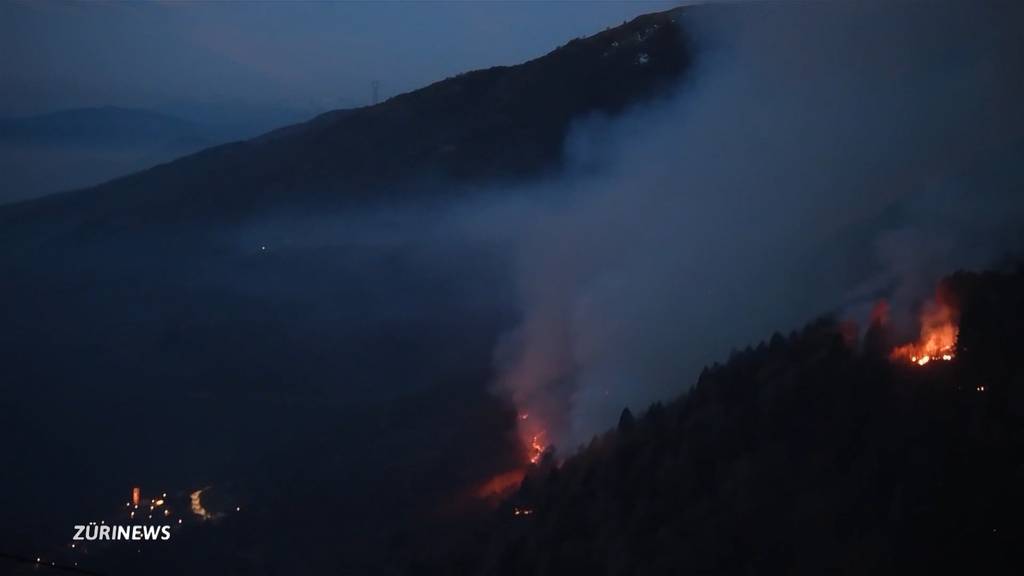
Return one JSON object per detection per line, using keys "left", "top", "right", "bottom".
{"left": 473, "top": 413, "right": 549, "bottom": 501}
{"left": 890, "top": 302, "right": 958, "bottom": 366}
{"left": 516, "top": 412, "right": 548, "bottom": 465}
{"left": 527, "top": 431, "right": 546, "bottom": 465}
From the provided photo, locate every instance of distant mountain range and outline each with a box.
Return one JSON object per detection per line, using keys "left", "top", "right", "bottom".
{"left": 0, "top": 106, "right": 247, "bottom": 204}
{"left": 0, "top": 106, "right": 213, "bottom": 148}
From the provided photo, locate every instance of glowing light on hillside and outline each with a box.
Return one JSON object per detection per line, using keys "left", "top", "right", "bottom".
{"left": 891, "top": 302, "right": 957, "bottom": 367}
{"left": 528, "top": 432, "right": 546, "bottom": 465}
{"left": 190, "top": 489, "right": 210, "bottom": 519}
{"left": 477, "top": 469, "right": 526, "bottom": 498}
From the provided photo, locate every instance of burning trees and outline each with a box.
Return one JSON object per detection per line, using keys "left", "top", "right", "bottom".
{"left": 889, "top": 300, "right": 958, "bottom": 366}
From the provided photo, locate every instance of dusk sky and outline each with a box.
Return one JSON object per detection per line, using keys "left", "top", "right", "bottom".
{"left": 1, "top": 0, "right": 678, "bottom": 118}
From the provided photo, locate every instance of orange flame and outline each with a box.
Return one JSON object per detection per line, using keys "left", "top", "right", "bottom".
{"left": 472, "top": 413, "right": 548, "bottom": 501}
{"left": 527, "top": 432, "right": 546, "bottom": 465}
{"left": 891, "top": 302, "right": 957, "bottom": 366}
{"left": 516, "top": 412, "right": 548, "bottom": 465}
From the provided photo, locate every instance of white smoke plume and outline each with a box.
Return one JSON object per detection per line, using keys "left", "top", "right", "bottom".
{"left": 481, "top": 0, "right": 1024, "bottom": 451}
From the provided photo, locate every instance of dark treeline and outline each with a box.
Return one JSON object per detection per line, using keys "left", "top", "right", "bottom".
{"left": 416, "top": 267, "right": 1024, "bottom": 575}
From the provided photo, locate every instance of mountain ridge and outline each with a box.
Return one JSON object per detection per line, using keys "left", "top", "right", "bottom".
{"left": 0, "top": 7, "right": 689, "bottom": 232}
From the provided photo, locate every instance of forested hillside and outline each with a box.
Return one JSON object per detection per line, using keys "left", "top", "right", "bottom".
{"left": 420, "top": 268, "right": 1024, "bottom": 576}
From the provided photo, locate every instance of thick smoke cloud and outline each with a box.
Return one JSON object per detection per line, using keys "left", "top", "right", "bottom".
{"left": 478, "top": 1, "right": 1024, "bottom": 450}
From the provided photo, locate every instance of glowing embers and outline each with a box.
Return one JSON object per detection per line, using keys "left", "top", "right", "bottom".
{"left": 528, "top": 432, "right": 547, "bottom": 465}
{"left": 910, "top": 352, "right": 954, "bottom": 366}
{"left": 473, "top": 413, "right": 549, "bottom": 501}
{"left": 517, "top": 412, "right": 548, "bottom": 465}
{"left": 891, "top": 302, "right": 958, "bottom": 367}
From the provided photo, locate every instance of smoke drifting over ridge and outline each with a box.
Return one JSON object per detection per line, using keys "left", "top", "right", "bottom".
{"left": 476, "top": 1, "right": 1024, "bottom": 451}
{"left": 196, "top": 0, "right": 1024, "bottom": 463}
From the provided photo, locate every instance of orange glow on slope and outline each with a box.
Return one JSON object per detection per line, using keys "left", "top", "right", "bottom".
{"left": 891, "top": 302, "right": 958, "bottom": 366}
{"left": 473, "top": 413, "right": 549, "bottom": 501}
{"left": 476, "top": 469, "right": 527, "bottom": 498}
{"left": 131, "top": 487, "right": 141, "bottom": 507}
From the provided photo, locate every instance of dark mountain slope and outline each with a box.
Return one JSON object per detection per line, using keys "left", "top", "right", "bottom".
{"left": 422, "top": 268, "right": 1024, "bottom": 576}
{"left": 0, "top": 8, "right": 688, "bottom": 231}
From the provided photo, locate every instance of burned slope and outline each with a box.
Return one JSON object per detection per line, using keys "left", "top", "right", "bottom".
{"left": 422, "top": 268, "right": 1024, "bottom": 576}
